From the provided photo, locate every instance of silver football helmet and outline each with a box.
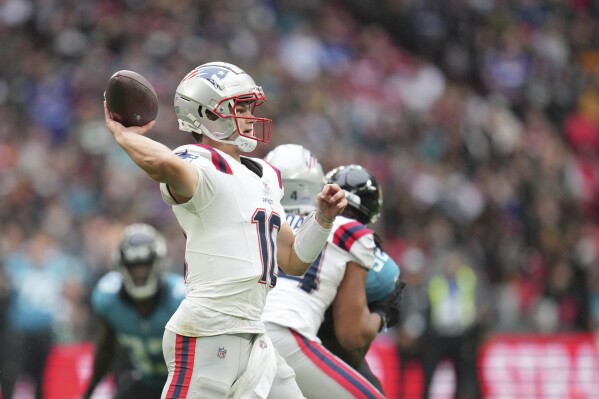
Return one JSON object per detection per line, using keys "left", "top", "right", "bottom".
{"left": 115, "top": 223, "right": 168, "bottom": 300}
{"left": 265, "top": 144, "right": 325, "bottom": 216}
{"left": 174, "top": 61, "right": 272, "bottom": 152}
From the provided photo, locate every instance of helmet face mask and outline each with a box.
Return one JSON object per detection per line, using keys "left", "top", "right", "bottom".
{"left": 325, "top": 164, "right": 382, "bottom": 225}
{"left": 122, "top": 261, "right": 154, "bottom": 290}
{"left": 213, "top": 93, "right": 271, "bottom": 145}
{"left": 175, "top": 62, "right": 272, "bottom": 152}
{"left": 115, "top": 223, "right": 167, "bottom": 300}
{"left": 264, "top": 144, "right": 324, "bottom": 216}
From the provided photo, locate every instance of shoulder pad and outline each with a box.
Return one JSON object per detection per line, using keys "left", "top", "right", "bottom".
{"left": 331, "top": 218, "right": 374, "bottom": 253}
{"left": 176, "top": 144, "right": 233, "bottom": 174}
{"left": 173, "top": 144, "right": 211, "bottom": 161}
{"left": 260, "top": 158, "right": 283, "bottom": 189}
{"left": 366, "top": 248, "right": 401, "bottom": 303}
{"left": 330, "top": 217, "right": 375, "bottom": 269}
{"left": 91, "top": 272, "right": 123, "bottom": 313}
{"left": 248, "top": 157, "right": 282, "bottom": 188}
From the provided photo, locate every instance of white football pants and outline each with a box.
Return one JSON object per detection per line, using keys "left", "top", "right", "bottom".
{"left": 161, "top": 329, "right": 305, "bottom": 399}
{"left": 265, "top": 322, "right": 386, "bottom": 399}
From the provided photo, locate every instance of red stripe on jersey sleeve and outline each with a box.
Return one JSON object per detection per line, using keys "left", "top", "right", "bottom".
{"left": 333, "top": 221, "right": 372, "bottom": 252}
{"left": 195, "top": 144, "right": 233, "bottom": 174}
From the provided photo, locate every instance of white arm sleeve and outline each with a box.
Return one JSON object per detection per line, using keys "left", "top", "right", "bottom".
{"left": 293, "top": 211, "right": 332, "bottom": 263}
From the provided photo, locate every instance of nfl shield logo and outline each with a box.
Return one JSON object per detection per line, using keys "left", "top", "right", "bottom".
{"left": 262, "top": 181, "right": 271, "bottom": 195}
{"left": 217, "top": 347, "right": 227, "bottom": 359}
{"left": 259, "top": 339, "right": 267, "bottom": 349}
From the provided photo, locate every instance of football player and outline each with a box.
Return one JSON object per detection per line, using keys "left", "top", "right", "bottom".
{"left": 262, "top": 145, "right": 403, "bottom": 399}
{"left": 103, "top": 61, "right": 347, "bottom": 399}
{"left": 316, "top": 165, "right": 405, "bottom": 393}
{"left": 82, "top": 223, "right": 185, "bottom": 399}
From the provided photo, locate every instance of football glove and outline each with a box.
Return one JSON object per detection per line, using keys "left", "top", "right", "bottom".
{"left": 370, "top": 280, "right": 406, "bottom": 332}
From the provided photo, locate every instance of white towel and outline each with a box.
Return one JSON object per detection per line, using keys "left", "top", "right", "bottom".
{"left": 230, "top": 334, "right": 277, "bottom": 399}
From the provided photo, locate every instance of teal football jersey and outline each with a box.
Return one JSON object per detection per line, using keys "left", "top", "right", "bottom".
{"left": 91, "top": 272, "right": 185, "bottom": 387}
{"left": 366, "top": 247, "right": 400, "bottom": 303}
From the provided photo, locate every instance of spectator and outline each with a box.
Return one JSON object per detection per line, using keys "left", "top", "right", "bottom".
{"left": 395, "top": 246, "right": 430, "bottom": 397}
{"left": 531, "top": 258, "right": 590, "bottom": 333}
{"left": 1, "top": 230, "right": 87, "bottom": 399}
{"left": 0, "top": 262, "right": 10, "bottom": 394}
{"left": 421, "top": 249, "right": 489, "bottom": 399}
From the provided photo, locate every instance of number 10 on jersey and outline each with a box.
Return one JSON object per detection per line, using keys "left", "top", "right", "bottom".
{"left": 252, "top": 209, "right": 281, "bottom": 288}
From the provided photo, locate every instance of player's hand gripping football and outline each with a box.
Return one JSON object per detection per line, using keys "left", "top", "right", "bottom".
{"left": 370, "top": 281, "right": 406, "bottom": 332}
{"left": 104, "top": 101, "right": 155, "bottom": 140}
{"left": 316, "top": 183, "right": 348, "bottom": 226}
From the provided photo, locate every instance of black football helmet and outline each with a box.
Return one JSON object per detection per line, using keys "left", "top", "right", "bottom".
{"left": 115, "top": 223, "right": 168, "bottom": 300}
{"left": 325, "top": 164, "right": 382, "bottom": 225}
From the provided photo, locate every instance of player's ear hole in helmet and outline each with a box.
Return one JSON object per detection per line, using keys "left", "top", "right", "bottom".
{"left": 198, "top": 106, "right": 219, "bottom": 121}
{"left": 115, "top": 223, "right": 168, "bottom": 300}
{"left": 325, "top": 164, "right": 382, "bottom": 225}
{"left": 264, "top": 144, "right": 325, "bottom": 216}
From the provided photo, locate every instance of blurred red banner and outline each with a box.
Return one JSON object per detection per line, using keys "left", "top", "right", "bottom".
{"left": 3, "top": 333, "right": 597, "bottom": 399}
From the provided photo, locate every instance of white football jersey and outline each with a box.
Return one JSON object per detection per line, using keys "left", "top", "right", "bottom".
{"left": 262, "top": 214, "right": 376, "bottom": 342}
{"left": 160, "top": 144, "right": 284, "bottom": 337}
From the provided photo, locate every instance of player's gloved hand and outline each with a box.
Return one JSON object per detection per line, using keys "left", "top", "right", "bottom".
{"left": 370, "top": 281, "right": 406, "bottom": 332}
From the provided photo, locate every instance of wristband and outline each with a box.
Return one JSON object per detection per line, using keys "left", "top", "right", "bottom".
{"left": 294, "top": 211, "right": 332, "bottom": 263}
{"left": 316, "top": 209, "right": 336, "bottom": 224}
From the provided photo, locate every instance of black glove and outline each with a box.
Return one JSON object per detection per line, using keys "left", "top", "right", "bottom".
{"left": 370, "top": 281, "right": 406, "bottom": 332}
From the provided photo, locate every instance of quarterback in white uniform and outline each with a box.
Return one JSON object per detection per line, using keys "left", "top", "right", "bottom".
{"left": 262, "top": 145, "right": 402, "bottom": 399}
{"left": 103, "top": 62, "right": 347, "bottom": 399}
{"left": 160, "top": 143, "right": 286, "bottom": 337}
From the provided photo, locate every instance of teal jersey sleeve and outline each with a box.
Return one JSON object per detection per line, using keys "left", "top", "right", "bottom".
{"left": 365, "top": 248, "right": 400, "bottom": 304}
{"left": 91, "top": 271, "right": 124, "bottom": 316}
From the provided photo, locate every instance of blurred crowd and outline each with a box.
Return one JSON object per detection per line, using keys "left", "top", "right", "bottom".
{"left": 1, "top": 0, "right": 599, "bottom": 382}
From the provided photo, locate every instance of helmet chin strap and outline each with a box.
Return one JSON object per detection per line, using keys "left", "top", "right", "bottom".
{"left": 200, "top": 126, "right": 257, "bottom": 152}
{"left": 233, "top": 135, "right": 258, "bottom": 152}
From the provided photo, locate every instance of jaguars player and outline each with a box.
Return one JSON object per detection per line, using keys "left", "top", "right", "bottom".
{"left": 82, "top": 224, "right": 185, "bottom": 399}
{"left": 262, "top": 146, "right": 402, "bottom": 399}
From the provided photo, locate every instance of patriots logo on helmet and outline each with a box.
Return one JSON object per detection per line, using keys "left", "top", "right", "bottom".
{"left": 182, "top": 66, "right": 231, "bottom": 90}
{"left": 181, "top": 66, "right": 230, "bottom": 86}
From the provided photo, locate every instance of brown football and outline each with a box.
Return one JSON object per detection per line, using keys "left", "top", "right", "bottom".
{"left": 104, "top": 70, "right": 158, "bottom": 127}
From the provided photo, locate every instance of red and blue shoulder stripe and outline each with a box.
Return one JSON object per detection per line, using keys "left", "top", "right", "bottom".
{"left": 194, "top": 144, "right": 233, "bottom": 174}
{"left": 333, "top": 221, "right": 372, "bottom": 252}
